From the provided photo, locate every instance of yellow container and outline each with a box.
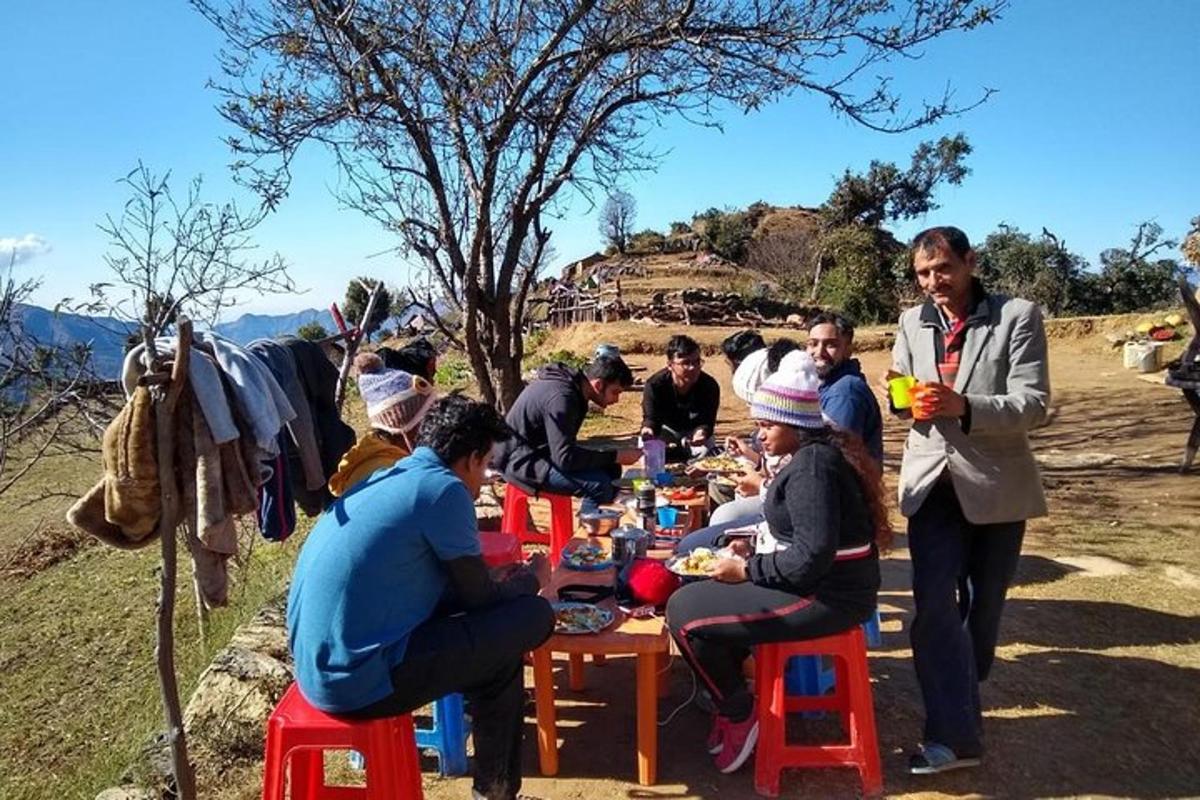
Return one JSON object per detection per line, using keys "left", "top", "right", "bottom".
{"left": 888, "top": 375, "right": 918, "bottom": 409}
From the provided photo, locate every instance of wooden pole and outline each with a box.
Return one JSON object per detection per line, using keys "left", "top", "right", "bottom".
{"left": 335, "top": 281, "right": 384, "bottom": 412}
{"left": 147, "top": 318, "right": 197, "bottom": 800}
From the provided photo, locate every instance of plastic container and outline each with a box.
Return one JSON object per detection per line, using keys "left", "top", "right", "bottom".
{"left": 656, "top": 506, "right": 679, "bottom": 528}
{"left": 888, "top": 375, "right": 918, "bottom": 409}
{"left": 1123, "top": 341, "right": 1161, "bottom": 372}
{"left": 911, "top": 383, "right": 937, "bottom": 421}
{"left": 642, "top": 438, "right": 666, "bottom": 476}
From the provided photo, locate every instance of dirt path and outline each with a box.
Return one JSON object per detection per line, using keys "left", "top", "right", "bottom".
{"left": 413, "top": 337, "right": 1200, "bottom": 800}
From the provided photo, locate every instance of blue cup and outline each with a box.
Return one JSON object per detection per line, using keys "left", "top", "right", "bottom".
{"left": 656, "top": 506, "right": 679, "bottom": 528}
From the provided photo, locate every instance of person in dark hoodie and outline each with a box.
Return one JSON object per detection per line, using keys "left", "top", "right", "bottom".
{"left": 377, "top": 337, "right": 438, "bottom": 382}
{"left": 492, "top": 355, "right": 641, "bottom": 512}
{"left": 805, "top": 311, "right": 884, "bottom": 464}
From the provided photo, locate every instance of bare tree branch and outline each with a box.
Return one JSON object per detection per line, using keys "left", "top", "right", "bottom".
{"left": 194, "top": 0, "right": 1006, "bottom": 407}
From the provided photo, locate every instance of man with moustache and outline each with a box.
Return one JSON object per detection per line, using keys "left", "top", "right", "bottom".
{"left": 888, "top": 226, "right": 1050, "bottom": 775}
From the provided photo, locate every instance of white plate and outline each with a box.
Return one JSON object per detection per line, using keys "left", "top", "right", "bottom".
{"left": 665, "top": 547, "right": 741, "bottom": 578}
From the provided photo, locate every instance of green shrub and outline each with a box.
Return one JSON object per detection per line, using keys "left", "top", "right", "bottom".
{"left": 435, "top": 354, "right": 474, "bottom": 388}
{"left": 815, "top": 225, "right": 900, "bottom": 324}
{"left": 629, "top": 229, "right": 666, "bottom": 253}
{"left": 297, "top": 321, "right": 328, "bottom": 340}
{"left": 524, "top": 327, "right": 550, "bottom": 353}
{"left": 527, "top": 348, "right": 587, "bottom": 372}
{"left": 694, "top": 207, "right": 753, "bottom": 262}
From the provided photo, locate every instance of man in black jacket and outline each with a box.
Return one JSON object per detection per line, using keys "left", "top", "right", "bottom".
{"left": 492, "top": 355, "right": 641, "bottom": 512}
{"left": 641, "top": 335, "right": 721, "bottom": 455}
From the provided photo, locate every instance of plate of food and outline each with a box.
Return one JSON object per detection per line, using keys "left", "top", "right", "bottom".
{"left": 687, "top": 454, "right": 748, "bottom": 474}
{"left": 662, "top": 485, "right": 701, "bottom": 503}
{"left": 710, "top": 474, "right": 738, "bottom": 490}
{"left": 665, "top": 546, "right": 741, "bottom": 578}
{"left": 561, "top": 542, "right": 613, "bottom": 571}
{"left": 552, "top": 602, "right": 616, "bottom": 635}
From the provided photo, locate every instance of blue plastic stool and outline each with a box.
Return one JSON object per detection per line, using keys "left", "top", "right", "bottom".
{"left": 415, "top": 693, "right": 470, "bottom": 776}
{"left": 784, "top": 609, "right": 882, "bottom": 703}
{"left": 862, "top": 608, "right": 882, "bottom": 648}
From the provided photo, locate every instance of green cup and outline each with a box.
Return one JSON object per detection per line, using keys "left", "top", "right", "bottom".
{"left": 888, "top": 375, "right": 918, "bottom": 409}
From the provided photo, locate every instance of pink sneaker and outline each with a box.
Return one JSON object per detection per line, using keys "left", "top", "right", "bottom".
{"left": 706, "top": 715, "right": 728, "bottom": 755}
{"left": 713, "top": 715, "right": 758, "bottom": 773}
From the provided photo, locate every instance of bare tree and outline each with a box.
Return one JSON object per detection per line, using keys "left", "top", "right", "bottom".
{"left": 0, "top": 259, "right": 111, "bottom": 502}
{"left": 1182, "top": 215, "right": 1200, "bottom": 267}
{"left": 600, "top": 191, "right": 636, "bottom": 254}
{"left": 194, "top": 0, "right": 1004, "bottom": 408}
{"left": 73, "top": 163, "right": 294, "bottom": 800}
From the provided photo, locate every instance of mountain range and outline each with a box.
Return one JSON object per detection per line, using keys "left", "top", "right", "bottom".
{"left": 13, "top": 305, "right": 332, "bottom": 380}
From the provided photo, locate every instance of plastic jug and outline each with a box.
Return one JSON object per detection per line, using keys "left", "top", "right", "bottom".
{"left": 642, "top": 437, "right": 666, "bottom": 476}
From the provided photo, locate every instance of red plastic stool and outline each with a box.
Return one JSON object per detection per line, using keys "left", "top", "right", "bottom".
{"left": 262, "top": 683, "right": 424, "bottom": 800}
{"left": 500, "top": 481, "right": 575, "bottom": 564}
{"left": 753, "top": 627, "right": 882, "bottom": 798}
{"left": 479, "top": 531, "right": 522, "bottom": 567}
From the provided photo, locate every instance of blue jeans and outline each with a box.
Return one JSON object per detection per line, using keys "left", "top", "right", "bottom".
{"left": 709, "top": 495, "right": 763, "bottom": 526}
{"left": 541, "top": 464, "right": 621, "bottom": 514}
{"left": 908, "top": 481, "right": 1024, "bottom": 756}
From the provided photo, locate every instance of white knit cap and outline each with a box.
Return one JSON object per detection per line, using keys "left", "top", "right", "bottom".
{"left": 732, "top": 348, "right": 771, "bottom": 403}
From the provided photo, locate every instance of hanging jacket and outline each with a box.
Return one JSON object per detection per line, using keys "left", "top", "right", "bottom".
{"left": 258, "top": 429, "right": 297, "bottom": 542}
{"left": 123, "top": 342, "right": 239, "bottom": 444}
{"left": 279, "top": 337, "right": 356, "bottom": 515}
{"left": 192, "top": 331, "right": 297, "bottom": 455}
{"left": 247, "top": 338, "right": 326, "bottom": 490}
{"left": 67, "top": 385, "right": 161, "bottom": 549}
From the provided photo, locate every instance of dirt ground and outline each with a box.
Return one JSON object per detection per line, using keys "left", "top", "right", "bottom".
{"left": 413, "top": 333, "right": 1200, "bottom": 800}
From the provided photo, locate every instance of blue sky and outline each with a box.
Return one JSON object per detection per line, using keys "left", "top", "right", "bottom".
{"left": 2, "top": 1, "right": 1197, "bottom": 318}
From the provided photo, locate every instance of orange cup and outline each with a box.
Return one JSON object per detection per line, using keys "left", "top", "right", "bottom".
{"left": 911, "top": 383, "right": 937, "bottom": 421}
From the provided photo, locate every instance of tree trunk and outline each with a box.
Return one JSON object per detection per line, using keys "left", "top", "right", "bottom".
{"left": 465, "top": 294, "right": 526, "bottom": 412}
{"left": 464, "top": 298, "right": 499, "bottom": 408}
{"left": 150, "top": 320, "right": 197, "bottom": 800}
{"left": 810, "top": 246, "right": 827, "bottom": 302}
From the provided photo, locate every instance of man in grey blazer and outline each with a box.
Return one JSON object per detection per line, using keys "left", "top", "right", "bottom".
{"left": 889, "top": 226, "right": 1049, "bottom": 774}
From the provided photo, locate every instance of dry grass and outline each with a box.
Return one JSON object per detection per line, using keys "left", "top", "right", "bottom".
{"left": 3, "top": 325, "right": 1199, "bottom": 799}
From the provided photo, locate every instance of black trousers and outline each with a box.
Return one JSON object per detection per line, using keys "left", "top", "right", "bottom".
{"left": 346, "top": 595, "right": 555, "bottom": 800}
{"left": 666, "top": 580, "right": 866, "bottom": 722}
{"left": 908, "top": 481, "right": 1025, "bottom": 755}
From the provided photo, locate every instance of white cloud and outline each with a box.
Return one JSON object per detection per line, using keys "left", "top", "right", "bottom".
{"left": 0, "top": 234, "right": 52, "bottom": 265}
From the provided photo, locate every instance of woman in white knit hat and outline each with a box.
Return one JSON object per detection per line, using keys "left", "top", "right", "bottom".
{"left": 329, "top": 352, "right": 439, "bottom": 496}
{"left": 665, "top": 356, "right": 889, "bottom": 775}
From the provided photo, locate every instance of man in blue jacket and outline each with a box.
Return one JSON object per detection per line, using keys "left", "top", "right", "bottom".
{"left": 806, "top": 311, "right": 884, "bottom": 463}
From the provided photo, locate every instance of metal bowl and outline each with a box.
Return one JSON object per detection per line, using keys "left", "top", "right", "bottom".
{"left": 578, "top": 509, "right": 622, "bottom": 537}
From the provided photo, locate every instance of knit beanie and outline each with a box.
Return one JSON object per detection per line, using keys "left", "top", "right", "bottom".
{"left": 732, "top": 347, "right": 770, "bottom": 403}
{"left": 355, "top": 352, "right": 437, "bottom": 434}
{"left": 751, "top": 351, "right": 825, "bottom": 429}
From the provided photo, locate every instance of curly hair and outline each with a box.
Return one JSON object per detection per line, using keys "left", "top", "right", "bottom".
{"left": 800, "top": 427, "right": 893, "bottom": 552}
